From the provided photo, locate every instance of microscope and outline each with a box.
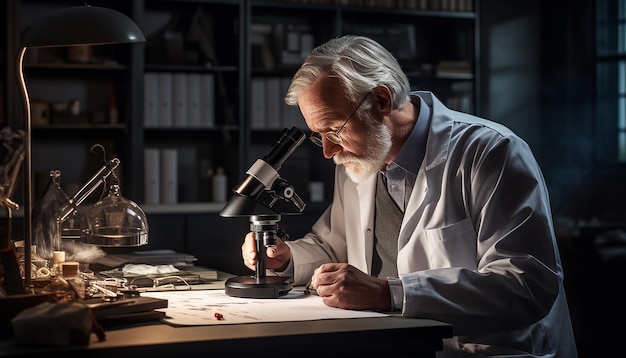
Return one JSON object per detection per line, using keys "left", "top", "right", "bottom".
{"left": 220, "top": 127, "right": 306, "bottom": 298}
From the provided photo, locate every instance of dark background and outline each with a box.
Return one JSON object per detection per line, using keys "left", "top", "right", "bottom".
{"left": 484, "top": 2, "right": 625, "bottom": 355}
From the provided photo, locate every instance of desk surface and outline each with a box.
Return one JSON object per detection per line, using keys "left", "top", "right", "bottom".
{"left": 0, "top": 277, "right": 453, "bottom": 357}
{"left": 1, "top": 315, "right": 452, "bottom": 357}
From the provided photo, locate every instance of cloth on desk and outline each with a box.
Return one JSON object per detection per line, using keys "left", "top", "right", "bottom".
{"left": 11, "top": 301, "right": 105, "bottom": 347}
{"left": 122, "top": 263, "right": 179, "bottom": 275}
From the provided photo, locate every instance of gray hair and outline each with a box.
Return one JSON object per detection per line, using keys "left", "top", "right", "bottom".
{"left": 285, "top": 35, "right": 411, "bottom": 111}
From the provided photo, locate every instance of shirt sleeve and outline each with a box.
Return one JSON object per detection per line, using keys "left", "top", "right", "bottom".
{"left": 388, "top": 277, "right": 404, "bottom": 310}
{"left": 270, "top": 257, "right": 294, "bottom": 277}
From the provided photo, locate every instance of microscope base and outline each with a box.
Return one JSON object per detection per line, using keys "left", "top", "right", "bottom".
{"left": 224, "top": 275, "right": 294, "bottom": 298}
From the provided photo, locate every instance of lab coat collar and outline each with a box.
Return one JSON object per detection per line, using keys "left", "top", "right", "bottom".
{"left": 393, "top": 94, "right": 431, "bottom": 175}
{"left": 413, "top": 91, "right": 453, "bottom": 171}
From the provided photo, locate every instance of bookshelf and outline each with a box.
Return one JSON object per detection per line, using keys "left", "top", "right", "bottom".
{"left": 1, "top": 0, "right": 479, "bottom": 274}
{"left": 248, "top": 0, "right": 479, "bottom": 204}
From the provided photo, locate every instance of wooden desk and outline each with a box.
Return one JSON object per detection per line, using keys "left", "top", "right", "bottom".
{"left": 0, "top": 314, "right": 452, "bottom": 357}
{"left": 0, "top": 273, "right": 452, "bottom": 357}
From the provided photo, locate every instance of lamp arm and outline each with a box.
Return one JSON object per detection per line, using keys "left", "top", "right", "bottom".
{"left": 17, "top": 46, "right": 33, "bottom": 287}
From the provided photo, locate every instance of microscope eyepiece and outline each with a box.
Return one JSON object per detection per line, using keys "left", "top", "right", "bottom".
{"left": 263, "top": 127, "right": 306, "bottom": 171}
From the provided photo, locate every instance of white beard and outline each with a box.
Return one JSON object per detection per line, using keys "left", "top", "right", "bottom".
{"left": 334, "top": 119, "right": 391, "bottom": 183}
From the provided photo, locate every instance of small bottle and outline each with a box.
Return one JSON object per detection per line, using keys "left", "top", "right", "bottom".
{"left": 212, "top": 167, "right": 228, "bottom": 203}
{"left": 42, "top": 261, "right": 85, "bottom": 302}
{"left": 61, "top": 261, "right": 86, "bottom": 299}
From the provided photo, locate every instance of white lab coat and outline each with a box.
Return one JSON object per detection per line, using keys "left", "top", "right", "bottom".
{"left": 286, "top": 91, "right": 577, "bottom": 357}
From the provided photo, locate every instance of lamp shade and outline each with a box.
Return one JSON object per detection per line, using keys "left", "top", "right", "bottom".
{"left": 21, "top": 5, "right": 145, "bottom": 48}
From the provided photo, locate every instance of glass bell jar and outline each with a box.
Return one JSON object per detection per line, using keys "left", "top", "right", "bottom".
{"left": 82, "top": 183, "right": 148, "bottom": 246}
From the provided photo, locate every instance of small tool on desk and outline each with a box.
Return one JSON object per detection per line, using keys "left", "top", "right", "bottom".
{"left": 92, "top": 283, "right": 123, "bottom": 301}
{"left": 304, "top": 279, "right": 317, "bottom": 296}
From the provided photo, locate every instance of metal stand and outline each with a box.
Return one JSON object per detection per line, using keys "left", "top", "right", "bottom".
{"left": 224, "top": 214, "right": 293, "bottom": 298}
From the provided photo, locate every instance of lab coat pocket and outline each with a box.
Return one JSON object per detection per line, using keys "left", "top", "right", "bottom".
{"left": 424, "top": 218, "right": 476, "bottom": 269}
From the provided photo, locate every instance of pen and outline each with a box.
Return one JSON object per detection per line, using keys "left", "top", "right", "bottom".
{"left": 304, "top": 279, "right": 317, "bottom": 295}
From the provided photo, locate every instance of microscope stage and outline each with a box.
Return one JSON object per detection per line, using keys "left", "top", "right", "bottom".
{"left": 224, "top": 275, "right": 294, "bottom": 299}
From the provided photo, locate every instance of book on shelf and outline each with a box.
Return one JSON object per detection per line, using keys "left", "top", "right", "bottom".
{"left": 156, "top": 72, "right": 174, "bottom": 127}
{"left": 272, "top": 23, "right": 315, "bottom": 67}
{"left": 144, "top": 148, "right": 161, "bottom": 205}
{"left": 436, "top": 60, "right": 472, "bottom": 76}
{"left": 145, "top": 72, "right": 214, "bottom": 128}
{"left": 160, "top": 148, "right": 178, "bottom": 204}
{"left": 172, "top": 72, "right": 188, "bottom": 127}
{"left": 200, "top": 73, "right": 215, "bottom": 128}
{"left": 251, "top": 22, "right": 276, "bottom": 69}
{"left": 144, "top": 72, "right": 159, "bottom": 127}
{"left": 251, "top": 77, "right": 267, "bottom": 129}
{"left": 446, "top": 81, "right": 473, "bottom": 113}
{"left": 187, "top": 73, "right": 202, "bottom": 127}
{"left": 265, "top": 77, "right": 282, "bottom": 129}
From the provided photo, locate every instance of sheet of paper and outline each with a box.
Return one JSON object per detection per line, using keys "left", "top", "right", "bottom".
{"left": 141, "top": 289, "right": 388, "bottom": 326}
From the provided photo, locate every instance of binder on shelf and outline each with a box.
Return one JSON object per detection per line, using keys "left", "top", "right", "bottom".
{"left": 176, "top": 146, "right": 198, "bottom": 202}
{"left": 187, "top": 73, "right": 202, "bottom": 127}
{"left": 144, "top": 148, "right": 161, "bottom": 205}
{"left": 251, "top": 77, "right": 266, "bottom": 129}
{"left": 144, "top": 72, "right": 158, "bottom": 128}
{"left": 200, "top": 73, "right": 215, "bottom": 128}
{"left": 160, "top": 148, "right": 178, "bottom": 204}
{"left": 157, "top": 72, "right": 174, "bottom": 127}
{"left": 172, "top": 73, "right": 188, "bottom": 127}
{"left": 265, "top": 77, "right": 281, "bottom": 129}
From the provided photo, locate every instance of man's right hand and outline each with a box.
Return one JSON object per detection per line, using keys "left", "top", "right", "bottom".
{"left": 241, "top": 232, "right": 291, "bottom": 272}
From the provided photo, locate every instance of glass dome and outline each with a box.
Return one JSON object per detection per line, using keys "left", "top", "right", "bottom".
{"left": 83, "top": 184, "right": 148, "bottom": 246}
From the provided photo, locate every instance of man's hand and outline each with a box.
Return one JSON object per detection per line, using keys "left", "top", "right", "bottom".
{"left": 310, "top": 263, "right": 391, "bottom": 311}
{"left": 241, "top": 232, "right": 291, "bottom": 272}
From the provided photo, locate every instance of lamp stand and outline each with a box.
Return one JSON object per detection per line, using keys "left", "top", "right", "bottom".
{"left": 14, "top": 5, "right": 145, "bottom": 292}
{"left": 16, "top": 46, "right": 33, "bottom": 287}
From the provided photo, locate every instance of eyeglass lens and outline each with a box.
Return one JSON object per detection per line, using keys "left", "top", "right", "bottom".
{"left": 309, "top": 91, "right": 370, "bottom": 147}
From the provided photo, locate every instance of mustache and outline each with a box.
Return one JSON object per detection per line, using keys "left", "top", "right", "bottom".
{"left": 333, "top": 152, "right": 365, "bottom": 165}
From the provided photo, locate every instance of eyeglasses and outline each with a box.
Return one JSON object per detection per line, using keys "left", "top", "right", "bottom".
{"left": 127, "top": 275, "right": 192, "bottom": 290}
{"left": 310, "top": 91, "right": 371, "bottom": 147}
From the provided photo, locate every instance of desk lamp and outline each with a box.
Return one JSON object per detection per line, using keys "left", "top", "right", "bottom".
{"left": 220, "top": 127, "right": 306, "bottom": 298}
{"left": 17, "top": 5, "right": 145, "bottom": 287}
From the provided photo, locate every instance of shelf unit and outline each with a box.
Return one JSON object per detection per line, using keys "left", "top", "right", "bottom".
{"left": 3, "top": 0, "right": 478, "bottom": 208}
{"left": 4, "top": 1, "right": 142, "bottom": 207}
{"left": 2, "top": 0, "right": 479, "bottom": 273}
